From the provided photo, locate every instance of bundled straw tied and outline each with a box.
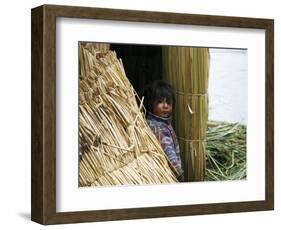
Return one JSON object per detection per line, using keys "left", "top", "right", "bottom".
{"left": 163, "top": 47, "right": 209, "bottom": 181}
{"left": 79, "top": 43, "right": 178, "bottom": 187}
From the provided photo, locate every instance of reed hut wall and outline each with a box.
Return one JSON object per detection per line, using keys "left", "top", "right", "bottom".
{"left": 79, "top": 43, "right": 178, "bottom": 186}
{"left": 162, "top": 47, "right": 210, "bottom": 181}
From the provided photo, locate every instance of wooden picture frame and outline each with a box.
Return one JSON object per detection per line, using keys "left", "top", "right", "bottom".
{"left": 31, "top": 4, "right": 274, "bottom": 225}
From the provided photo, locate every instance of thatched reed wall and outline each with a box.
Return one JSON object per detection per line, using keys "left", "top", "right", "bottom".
{"left": 79, "top": 43, "right": 178, "bottom": 186}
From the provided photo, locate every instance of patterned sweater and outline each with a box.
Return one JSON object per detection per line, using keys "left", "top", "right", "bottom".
{"left": 147, "top": 113, "right": 184, "bottom": 179}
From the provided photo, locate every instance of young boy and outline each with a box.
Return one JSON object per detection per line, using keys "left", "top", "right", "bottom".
{"left": 141, "top": 80, "right": 184, "bottom": 182}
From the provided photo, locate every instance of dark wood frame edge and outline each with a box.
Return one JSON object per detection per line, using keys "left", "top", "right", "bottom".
{"left": 31, "top": 4, "right": 274, "bottom": 225}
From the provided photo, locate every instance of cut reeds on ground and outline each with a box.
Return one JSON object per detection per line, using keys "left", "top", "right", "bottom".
{"left": 205, "top": 121, "right": 247, "bottom": 181}
{"left": 79, "top": 43, "right": 178, "bottom": 187}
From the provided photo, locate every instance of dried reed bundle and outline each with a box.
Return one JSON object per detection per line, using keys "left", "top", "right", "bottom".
{"left": 162, "top": 47, "right": 209, "bottom": 181}
{"left": 79, "top": 43, "right": 178, "bottom": 186}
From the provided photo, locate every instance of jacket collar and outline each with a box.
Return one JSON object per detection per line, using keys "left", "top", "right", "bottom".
{"left": 148, "top": 112, "right": 172, "bottom": 123}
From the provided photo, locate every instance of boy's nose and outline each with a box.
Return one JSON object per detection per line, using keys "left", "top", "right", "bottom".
{"left": 163, "top": 102, "right": 168, "bottom": 108}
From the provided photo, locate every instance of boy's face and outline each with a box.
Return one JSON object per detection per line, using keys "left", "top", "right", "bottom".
{"left": 153, "top": 98, "right": 173, "bottom": 118}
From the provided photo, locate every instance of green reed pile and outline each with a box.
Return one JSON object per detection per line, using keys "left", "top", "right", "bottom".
{"left": 205, "top": 121, "right": 247, "bottom": 181}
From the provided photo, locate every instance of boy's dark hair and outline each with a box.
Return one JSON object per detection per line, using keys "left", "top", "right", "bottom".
{"left": 140, "top": 80, "right": 175, "bottom": 114}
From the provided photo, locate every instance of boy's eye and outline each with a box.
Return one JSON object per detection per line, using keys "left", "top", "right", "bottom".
{"left": 159, "top": 98, "right": 170, "bottom": 103}
{"left": 163, "top": 99, "right": 172, "bottom": 105}
{"left": 156, "top": 99, "right": 164, "bottom": 104}
{"left": 155, "top": 98, "right": 173, "bottom": 106}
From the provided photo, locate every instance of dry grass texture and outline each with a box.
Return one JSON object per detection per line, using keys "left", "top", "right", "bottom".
{"left": 163, "top": 47, "right": 209, "bottom": 181}
{"left": 79, "top": 43, "right": 178, "bottom": 187}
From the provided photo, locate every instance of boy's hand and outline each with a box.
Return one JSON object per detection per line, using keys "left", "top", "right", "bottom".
{"left": 176, "top": 168, "right": 184, "bottom": 182}
{"left": 177, "top": 173, "right": 184, "bottom": 182}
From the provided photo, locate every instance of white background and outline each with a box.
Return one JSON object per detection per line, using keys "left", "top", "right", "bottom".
{"left": 0, "top": 0, "right": 279, "bottom": 229}
{"left": 209, "top": 49, "right": 248, "bottom": 124}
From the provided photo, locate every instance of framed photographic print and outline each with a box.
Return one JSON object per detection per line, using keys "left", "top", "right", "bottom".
{"left": 31, "top": 4, "right": 274, "bottom": 225}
